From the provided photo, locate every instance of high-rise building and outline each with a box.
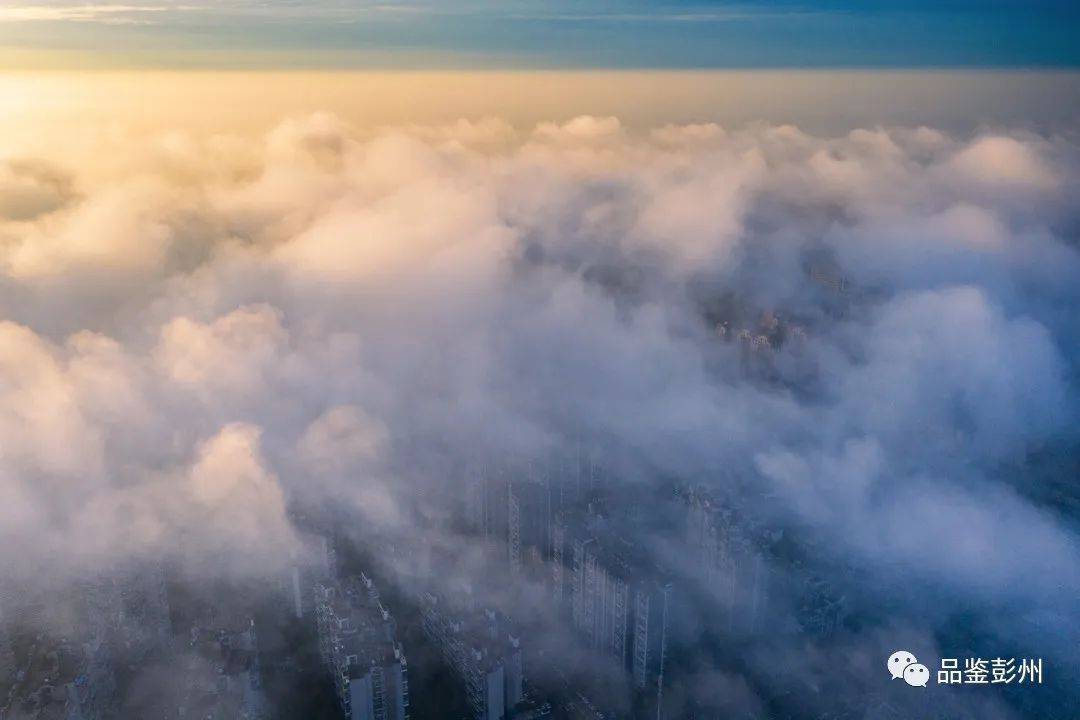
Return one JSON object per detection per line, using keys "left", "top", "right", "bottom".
{"left": 551, "top": 516, "right": 567, "bottom": 609}
{"left": 315, "top": 574, "right": 410, "bottom": 720}
{"left": 683, "top": 491, "right": 773, "bottom": 635}
{"left": 565, "top": 537, "right": 675, "bottom": 718}
{"left": 420, "top": 594, "right": 525, "bottom": 720}
{"left": 465, "top": 461, "right": 508, "bottom": 543}
{"left": 0, "top": 590, "right": 13, "bottom": 683}
{"left": 631, "top": 581, "right": 673, "bottom": 720}
{"left": 508, "top": 480, "right": 523, "bottom": 577}
{"left": 289, "top": 532, "right": 335, "bottom": 620}
{"left": 570, "top": 539, "right": 631, "bottom": 666}
{"left": 507, "top": 468, "right": 555, "bottom": 579}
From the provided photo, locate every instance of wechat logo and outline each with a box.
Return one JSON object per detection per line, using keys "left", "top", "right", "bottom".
{"left": 888, "top": 650, "right": 929, "bottom": 687}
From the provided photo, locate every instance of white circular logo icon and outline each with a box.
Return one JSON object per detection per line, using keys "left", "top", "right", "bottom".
{"left": 903, "top": 663, "right": 930, "bottom": 687}
{"left": 887, "top": 650, "right": 918, "bottom": 680}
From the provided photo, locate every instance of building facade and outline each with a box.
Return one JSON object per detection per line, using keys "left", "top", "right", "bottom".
{"left": 315, "top": 574, "right": 410, "bottom": 720}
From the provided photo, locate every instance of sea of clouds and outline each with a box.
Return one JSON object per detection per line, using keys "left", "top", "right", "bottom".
{"left": 1, "top": 113, "right": 1077, "bottom": 716}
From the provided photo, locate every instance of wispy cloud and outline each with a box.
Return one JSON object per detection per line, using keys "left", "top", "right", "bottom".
{"left": 0, "top": 2, "right": 811, "bottom": 25}
{"left": 0, "top": 4, "right": 193, "bottom": 24}
{"left": 501, "top": 11, "right": 809, "bottom": 23}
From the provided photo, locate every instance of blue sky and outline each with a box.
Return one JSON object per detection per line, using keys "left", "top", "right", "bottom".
{"left": 1, "top": 1, "right": 1078, "bottom": 69}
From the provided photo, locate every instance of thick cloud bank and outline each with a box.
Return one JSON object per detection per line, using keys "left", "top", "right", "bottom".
{"left": 1, "top": 114, "right": 1078, "bottom": 717}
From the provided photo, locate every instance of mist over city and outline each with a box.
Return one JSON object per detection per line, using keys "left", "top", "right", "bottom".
{"left": 0, "top": 3, "right": 1078, "bottom": 720}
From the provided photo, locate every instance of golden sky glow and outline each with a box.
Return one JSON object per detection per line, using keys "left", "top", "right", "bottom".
{"left": 3, "top": 70, "right": 1079, "bottom": 159}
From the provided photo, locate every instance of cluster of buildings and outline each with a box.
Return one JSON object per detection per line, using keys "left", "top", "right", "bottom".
{"left": 419, "top": 593, "right": 530, "bottom": 720}
{"left": 0, "top": 603, "right": 117, "bottom": 720}
{"left": 563, "top": 536, "right": 673, "bottom": 707}
{"left": 0, "top": 421, "right": 853, "bottom": 720}
{"left": 82, "top": 563, "right": 173, "bottom": 664}
{"left": 682, "top": 490, "right": 773, "bottom": 636}
{"left": 460, "top": 455, "right": 681, "bottom": 719}
{"left": 5, "top": 637, "right": 114, "bottom": 720}
{"left": 0, "top": 597, "right": 13, "bottom": 691}
{"left": 0, "top": 562, "right": 276, "bottom": 720}
{"left": 314, "top": 573, "right": 410, "bottom": 720}
{"left": 683, "top": 487, "right": 848, "bottom": 641}
{"left": 178, "top": 610, "right": 265, "bottom": 720}
{"left": 714, "top": 310, "right": 808, "bottom": 382}
{"left": 0, "top": 563, "right": 175, "bottom": 720}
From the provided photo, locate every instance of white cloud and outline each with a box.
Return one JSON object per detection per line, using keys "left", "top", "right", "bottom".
{"left": 0, "top": 115, "right": 1077, "bottom": 700}
{"left": 154, "top": 304, "right": 287, "bottom": 396}
{"left": 0, "top": 4, "right": 182, "bottom": 24}
{"left": 946, "top": 134, "right": 1058, "bottom": 190}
